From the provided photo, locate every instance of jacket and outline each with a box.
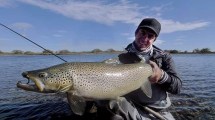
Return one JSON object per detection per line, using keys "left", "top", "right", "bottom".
{"left": 118, "top": 44, "right": 182, "bottom": 108}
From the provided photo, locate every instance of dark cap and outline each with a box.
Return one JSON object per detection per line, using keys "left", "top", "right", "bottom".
{"left": 136, "top": 18, "right": 161, "bottom": 36}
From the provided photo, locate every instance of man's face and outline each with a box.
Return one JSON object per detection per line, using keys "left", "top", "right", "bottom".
{"left": 135, "top": 28, "right": 156, "bottom": 51}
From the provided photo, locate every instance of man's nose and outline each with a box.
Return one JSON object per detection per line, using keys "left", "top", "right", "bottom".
{"left": 141, "top": 34, "right": 150, "bottom": 40}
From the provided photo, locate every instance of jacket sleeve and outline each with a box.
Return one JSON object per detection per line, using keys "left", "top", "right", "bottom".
{"left": 157, "top": 53, "right": 182, "bottom": 94}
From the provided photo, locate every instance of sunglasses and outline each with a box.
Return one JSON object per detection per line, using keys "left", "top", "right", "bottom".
{"left": 139, "top": 29, "right": 156, "bottom": 39}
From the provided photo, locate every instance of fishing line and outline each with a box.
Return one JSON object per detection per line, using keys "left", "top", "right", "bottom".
{"left": 0, "top": 23, "right": 68, "bottom": 62}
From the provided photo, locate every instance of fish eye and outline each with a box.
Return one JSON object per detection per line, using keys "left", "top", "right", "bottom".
{"left": 38, "top": 72, "right": 48, "bottom": 78}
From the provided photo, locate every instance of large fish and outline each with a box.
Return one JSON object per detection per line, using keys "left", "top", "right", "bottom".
{"left": 17, "top": 59, "right": 153, "bottom": 115}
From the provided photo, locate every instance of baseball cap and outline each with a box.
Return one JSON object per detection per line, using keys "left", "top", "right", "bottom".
{"left": 136, "top": 18, "right": 161, "bottom": 37}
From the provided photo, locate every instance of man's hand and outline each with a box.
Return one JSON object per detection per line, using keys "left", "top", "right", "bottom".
{"left": 148, "top": 60, "right": 163, "bottom": 83}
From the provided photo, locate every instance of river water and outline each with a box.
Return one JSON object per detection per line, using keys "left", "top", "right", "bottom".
{"left": 0, "top": 54, "right": 214, "bottom": 120}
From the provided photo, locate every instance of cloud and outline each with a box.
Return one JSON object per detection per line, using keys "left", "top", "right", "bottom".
{"left": 159, "top": 19, "right": 210, "bottom": 33}
{"left": 18, "top": 0, "right": 142, "bottom": 25}
{"left": 154, "top": 39, "right": 165, "bottom": 46}
{"left": 52, "top": 30, "right": 67, "bottom": 38}
{"left": 17, "top": 0, "right": 209, "bottom": 33}
{"left": 0, "top": 0, "right": 13, "bottom": 7}
{"left": 10, "top": 22, "right": 33, "bottom": 37}
{"left": 11, "top": 22, "right": 33, "bottom": 30}
{"left": 53, "top": 34, "right": 63, "bottom": 38}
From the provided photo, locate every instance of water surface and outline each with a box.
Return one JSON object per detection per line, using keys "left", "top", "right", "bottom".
{"left": 0, "top": 54, "right": 215, "bottom": 120}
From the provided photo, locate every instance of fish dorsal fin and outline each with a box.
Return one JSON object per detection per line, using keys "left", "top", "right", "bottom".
{"left": 67, "top": 92, "right": 86, "bottom": 115}
{"left": 102, "top": 58, "right": 121, "bottom": 65}
{"left": 141, "top": 80, "right": 152, "bottom": 98}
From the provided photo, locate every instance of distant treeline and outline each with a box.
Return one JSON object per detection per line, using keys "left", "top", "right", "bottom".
{"left": 0, "top": 49, "right": 123, "bottom": 55}
{"left": 165, "top": 48, "right": 214, "bottom": 54}
{"left": 0, "top": 48, "right": 214, "bottom": 55}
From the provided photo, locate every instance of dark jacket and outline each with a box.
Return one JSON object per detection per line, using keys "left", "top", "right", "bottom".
{"left": 118, "top": 44, "right": 182, "bottom": 106}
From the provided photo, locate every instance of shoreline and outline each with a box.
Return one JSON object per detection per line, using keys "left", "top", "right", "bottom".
{"left": 0, "top": 52, "right": 215, "bottom": 56}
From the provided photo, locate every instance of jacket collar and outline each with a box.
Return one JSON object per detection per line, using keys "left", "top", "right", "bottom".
{"left": 125, "top": 43, "right": 165, "bottom": 61}
{"left": 151, "top": 45, "right": 165, "bottom": 59}
{"left": 125, "top": 42, "right": 153, "bottom": 61}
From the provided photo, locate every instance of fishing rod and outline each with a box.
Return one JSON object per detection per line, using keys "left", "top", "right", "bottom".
{"left": 0, "top": 23, "right": 67, "bottom": 62}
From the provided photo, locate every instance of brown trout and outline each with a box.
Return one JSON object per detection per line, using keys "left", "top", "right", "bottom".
{"left": 17, "top": 60, "right": 152, "bottom": 115}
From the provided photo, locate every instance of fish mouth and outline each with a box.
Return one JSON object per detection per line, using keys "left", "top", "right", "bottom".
{"left": 17, "top": 81, "right": 40, "bottom": 92}
{"left": 17, "top": 72, "right": 46, "bottom": 93}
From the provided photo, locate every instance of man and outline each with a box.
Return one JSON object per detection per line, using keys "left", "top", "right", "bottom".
{"left": 117, "top": 18, "right": 182, "bottom": 120}
{"left": 85, "top": 18, "right": 182, "bottom": 120}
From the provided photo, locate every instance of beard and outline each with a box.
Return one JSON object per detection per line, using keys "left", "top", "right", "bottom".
{"left": 135, "top": 39, "right": 152, "bottom": 51}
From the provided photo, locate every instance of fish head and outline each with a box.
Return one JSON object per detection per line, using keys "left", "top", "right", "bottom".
{"left": 17, "top": 63, "right": 74, "bottom": 93}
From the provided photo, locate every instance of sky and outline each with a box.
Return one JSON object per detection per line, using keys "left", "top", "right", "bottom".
{"left": 0, "top": 0, "right": 214, "bottom": 52}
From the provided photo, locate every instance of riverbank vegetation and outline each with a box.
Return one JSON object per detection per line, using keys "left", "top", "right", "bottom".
{"left": 0, "top": 48, "right": 214, "bottom": 55}
{"left": 0, "top": 49, "right": 123, "bottom": 55}
{"left": 164, "top": 48, "right": 214, "bottom": 54}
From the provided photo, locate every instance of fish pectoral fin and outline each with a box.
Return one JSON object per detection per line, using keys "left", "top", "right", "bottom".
{"left": 67, "top": 93, "right": 86, "bottom": 116}
{"left": 141, "top": 80, "right": 152, "bottom": 98}
{"left": 109, "top": 97, "right": 125, "bottom": 110}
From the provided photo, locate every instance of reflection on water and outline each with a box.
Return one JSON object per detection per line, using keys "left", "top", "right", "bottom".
{"left": 0, "top": 54, "right": 215, "bottom": 120}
